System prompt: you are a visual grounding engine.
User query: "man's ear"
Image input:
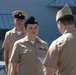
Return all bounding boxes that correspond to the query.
[58,21,62,28]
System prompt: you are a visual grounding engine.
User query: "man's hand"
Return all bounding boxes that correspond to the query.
[43,66,56,75]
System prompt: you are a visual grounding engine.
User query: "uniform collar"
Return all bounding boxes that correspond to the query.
[11,28,16,33]
[11,27,25,35]
[24,36,42,44]
[36,37,42,43]
[63,28,76,34]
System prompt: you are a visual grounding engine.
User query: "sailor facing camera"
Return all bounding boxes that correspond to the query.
[9,16,48,75]
[2,10,28,75]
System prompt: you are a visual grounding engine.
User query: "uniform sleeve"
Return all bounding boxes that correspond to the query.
[43,41,59,69]
[2,32,10,50]
[9,41,20,63]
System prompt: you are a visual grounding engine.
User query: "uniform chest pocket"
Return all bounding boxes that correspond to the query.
[37,47,47,57]
[21,49,36,60]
